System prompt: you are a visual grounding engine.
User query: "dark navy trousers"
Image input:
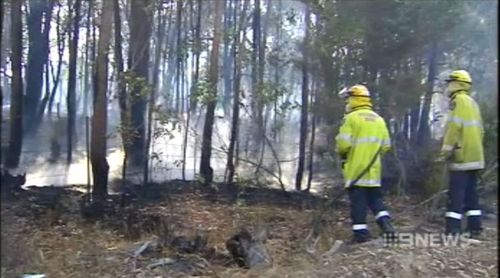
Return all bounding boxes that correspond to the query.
[445,170,482,234]
[348,186,391,236]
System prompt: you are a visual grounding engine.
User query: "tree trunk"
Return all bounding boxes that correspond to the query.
[6,0,24,168]
[25,0,52,133]
[129,0,153,167]
[295,6,310,191]
[33,0,55,126]
[417,40,439,147]
[200,0,222,185]
[175,0,182,113]
[250,0,261,156]
[191,0,202,175]
[182,0,196,180]
[164,15,177,110]
[82,0,93,117]
[67,0,82,163]
[0,0,3,166]
[254,0,271,175]
[47,6,65,119]
[190,0,202,113]
[272,0,282,141]
[113,0,130,180]
[144,5,166,185]
[306,81,317,192]
[222,0,234,116]
[226,0,249,183]
[91,0,113,201]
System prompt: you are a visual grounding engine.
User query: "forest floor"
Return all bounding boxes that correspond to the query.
[1,181,498,278]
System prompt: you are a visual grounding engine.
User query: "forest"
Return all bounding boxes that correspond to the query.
[0,0,498,277]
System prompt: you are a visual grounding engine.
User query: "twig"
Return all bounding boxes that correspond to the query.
[212,147,286,190]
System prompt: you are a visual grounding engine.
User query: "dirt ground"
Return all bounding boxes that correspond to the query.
[1,182,498,278]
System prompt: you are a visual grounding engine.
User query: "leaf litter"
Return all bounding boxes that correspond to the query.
[1,182,497,277]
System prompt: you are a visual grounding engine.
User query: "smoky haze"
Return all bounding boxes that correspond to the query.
[0,0,497,194]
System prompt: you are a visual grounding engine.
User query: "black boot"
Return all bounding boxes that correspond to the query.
[351,230,371,244]
[445,218,462,236]
[377,217,396,244]
[465,228,483,239]
[377,217,395,234]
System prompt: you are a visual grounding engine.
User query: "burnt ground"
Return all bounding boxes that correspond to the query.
[1,181,498,277]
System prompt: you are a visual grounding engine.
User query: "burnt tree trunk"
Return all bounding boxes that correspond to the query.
[254,0,271,175]
[5,0,24,168]
[67,0,82,163]
[82,0,93,117]
[199,0,222,185]
[250,0,261,156]
[0,0,3,166]
[25,0,52,132]
[295,6,310,191]
[31,0,54,133]
[306,81,317,192]
[226,0,249,183]
[182,0,196,180]
[175,0,182,113]
[222,0,234,116]
[417,40,439,147]
[129,0,153,167]
[183,0,202,178]
[113,0,130,180]
[90,0,113,201]
[144,5,166,185]
[48,3,66,118]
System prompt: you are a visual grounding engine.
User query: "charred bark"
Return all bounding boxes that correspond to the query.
[67,0,82,163]
[129,0,153,167]
[25,0,53,133]
[200,0,222,185]
[113,0,130,181]
[5,0,24,168]
[144,5,166,185]
[30,0,54,133]
[295,6,310,191]
[226,0,249,183]
[90,0,113,201]
[0,0,4,165]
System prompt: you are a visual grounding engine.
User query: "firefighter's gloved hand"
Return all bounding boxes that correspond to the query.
[436,149,452,163]
[434,156,446,163]
[435,153,450,163]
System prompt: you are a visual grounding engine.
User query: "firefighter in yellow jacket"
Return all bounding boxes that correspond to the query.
[335,85,395,243]
[440,70,484,237]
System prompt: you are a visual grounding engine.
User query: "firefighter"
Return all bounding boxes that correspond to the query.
[335,85,395,243]
[439,70,484,237]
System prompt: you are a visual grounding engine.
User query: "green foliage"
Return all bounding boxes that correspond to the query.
[258,82,288,105]
[123,71,152,102]
[190,76,217,105]
[153,106,179,141]
[479,99,498,165]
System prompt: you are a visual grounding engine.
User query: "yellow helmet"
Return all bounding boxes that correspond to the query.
[445,70,472,84]
[347,84,370,98]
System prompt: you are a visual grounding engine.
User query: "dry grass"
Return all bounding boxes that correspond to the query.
[1,185,498,278]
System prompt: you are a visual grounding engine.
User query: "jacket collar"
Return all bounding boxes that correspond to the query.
[347,105,373,114]
[450,90,468,100]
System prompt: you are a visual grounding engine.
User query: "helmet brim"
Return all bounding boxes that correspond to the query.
[445,78,472,84]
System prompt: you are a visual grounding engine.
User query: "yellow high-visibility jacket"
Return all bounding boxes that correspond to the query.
[335,107,391,188]
[441,91,485,171]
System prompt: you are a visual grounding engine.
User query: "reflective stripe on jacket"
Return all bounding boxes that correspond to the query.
[335,107,391,188]
[441,91,485,171]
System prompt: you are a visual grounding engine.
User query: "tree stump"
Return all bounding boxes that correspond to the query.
[225,228,272,269]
